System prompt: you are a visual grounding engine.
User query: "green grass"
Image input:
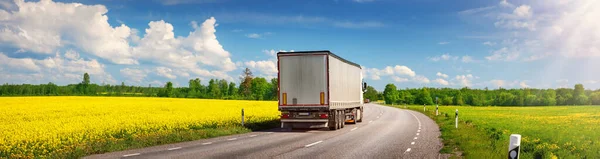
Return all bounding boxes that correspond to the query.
[387,105,600,159]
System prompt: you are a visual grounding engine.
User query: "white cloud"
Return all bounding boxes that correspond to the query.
[0,53,41,72]
[0,50,115,84]
[120,68,148,83]
[155,67,177,79]
[393,65,416,77]
[499,0,514,8]
[434,78,449,86]
[485,47,520,61]
[458,6,496,15]
[392,76,409,83]
[246,33,261,39]
[132,17,236,80]
[413,75,430,84]
[483,41,496,46]
[520,81,530,88]
[436,72,449,79]
[438,41,450,45]
[429,53,458,62]
[453,74,474,87]
[585,80,598,84]
[461,55,477,63]
[490,79,506,88]
[244,60,277,76]
[0,0,137,64]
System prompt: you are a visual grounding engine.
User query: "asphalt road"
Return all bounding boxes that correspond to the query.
[85,104,444,159]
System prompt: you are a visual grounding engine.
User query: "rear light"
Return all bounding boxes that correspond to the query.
[282,93,287,105]
[320,92,325,105]
[319,113,328,119]
[281,113,290,119]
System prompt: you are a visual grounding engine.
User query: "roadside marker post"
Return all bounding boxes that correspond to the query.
[508,134,521,159]
[423,104,426,112]
[435,97,439,116]
[241,108,245,126]
[455,109,458,129]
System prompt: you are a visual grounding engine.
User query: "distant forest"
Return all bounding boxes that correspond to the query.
[0,68,278,101]
[363,83,600,106]
[4,68,600,106]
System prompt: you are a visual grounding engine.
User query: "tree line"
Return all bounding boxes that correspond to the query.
[0,68,278,101]
[378,83,600,106]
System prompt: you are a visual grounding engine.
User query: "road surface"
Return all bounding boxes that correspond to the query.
[85,104,444,159]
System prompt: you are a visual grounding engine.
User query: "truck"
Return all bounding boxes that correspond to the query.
[277,50,367,130]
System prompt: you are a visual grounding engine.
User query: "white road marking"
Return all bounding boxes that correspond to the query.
[417,130,420,132]
[201,142,212,145]
[411,142,415,145]
[304,140,323,148]
[123,153,140,157]
[377,116,380,118]
[406,148,411,152]
[267,132,274,134]
[414,137,418,140]
[417,133,420,136]
[250,135,258,137]
[227,138,237,141]
[369,120,373,123]
[351,127,358,131]
[167,147,182,150]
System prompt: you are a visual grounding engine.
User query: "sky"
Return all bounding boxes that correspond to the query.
[0,0,599,91]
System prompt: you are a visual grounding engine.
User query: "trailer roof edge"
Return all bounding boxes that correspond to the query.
[277,50,361,69]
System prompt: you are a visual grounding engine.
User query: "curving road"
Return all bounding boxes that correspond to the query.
[85,104,444,159]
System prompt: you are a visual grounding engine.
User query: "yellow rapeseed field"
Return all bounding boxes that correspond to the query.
[0,97,279,158]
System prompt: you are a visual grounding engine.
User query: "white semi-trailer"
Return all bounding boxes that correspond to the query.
[277,50,367,130]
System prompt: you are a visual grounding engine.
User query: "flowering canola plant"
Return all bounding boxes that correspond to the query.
[0,97,279,158]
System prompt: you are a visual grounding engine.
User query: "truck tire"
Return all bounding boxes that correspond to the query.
[336,110,341,129]
[350,109,357,124]
[329,110,337,130]
[340,110,345,128]
[357,109,363,122]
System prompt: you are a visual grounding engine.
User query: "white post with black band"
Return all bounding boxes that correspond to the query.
[508,134,521,159]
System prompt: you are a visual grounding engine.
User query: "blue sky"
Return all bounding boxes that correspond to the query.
[1,0,599,91]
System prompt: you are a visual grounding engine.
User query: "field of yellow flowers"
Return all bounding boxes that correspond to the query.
[0,97,279,158]
[396,105,600,158]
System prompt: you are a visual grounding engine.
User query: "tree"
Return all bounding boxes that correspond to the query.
[383,84,398,104]
[417,87,434,105]
[454,91,464,105]
[268,78,278,100]
[442,96,453,105]
[364,86,378,101]
[573,84,589,105]
[208,79,221,98]
[496,92,515,106]
[240,68,253,98]
[228,82,238,98]
[590,92,600,105]
[219,79,229,97]
[250,77,269,100]
[83,73,90,85]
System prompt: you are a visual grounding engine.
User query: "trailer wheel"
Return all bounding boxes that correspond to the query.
[336,110,341,129]
[329,111,337,130]
[357,109,363,122]
[340,110,345,128]
[350,109,357,124]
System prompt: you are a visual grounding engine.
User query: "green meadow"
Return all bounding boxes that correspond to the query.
[390,105,600,159]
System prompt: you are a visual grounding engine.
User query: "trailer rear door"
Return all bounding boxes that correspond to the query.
[278,53,328,108]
